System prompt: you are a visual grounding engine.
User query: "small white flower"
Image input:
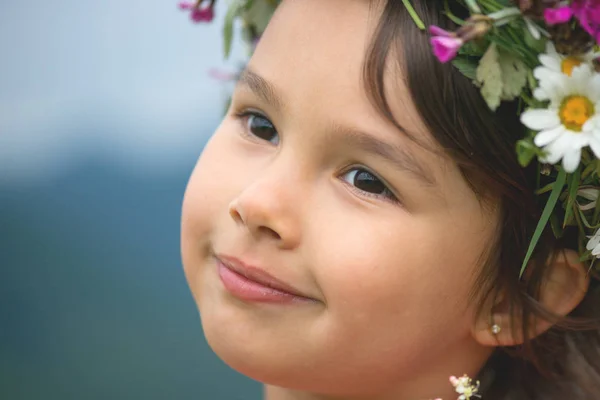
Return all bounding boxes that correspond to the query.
[450,375,480,400]
[587,229,600,257]
[520,64,600,173]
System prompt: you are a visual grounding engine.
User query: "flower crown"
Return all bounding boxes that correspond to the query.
[180,0,600,283]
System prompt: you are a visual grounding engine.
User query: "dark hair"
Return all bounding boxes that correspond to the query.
[364,1,600,398]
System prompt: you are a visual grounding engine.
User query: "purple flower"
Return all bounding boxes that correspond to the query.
[572,0,600,42]
[178,0,215,23]
[208,68,239,82]
[544,0,600,43]
[178,1,194,10]
[429,25,452,37]
[190,6,214,22]
[544,6,574,24]
[429,25,463,63]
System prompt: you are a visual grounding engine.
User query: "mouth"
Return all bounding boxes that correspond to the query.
[215,255,315,304]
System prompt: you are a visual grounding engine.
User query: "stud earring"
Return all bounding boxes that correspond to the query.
[490,324,501,335]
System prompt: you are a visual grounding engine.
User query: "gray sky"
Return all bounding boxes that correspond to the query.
[0,0,245,182]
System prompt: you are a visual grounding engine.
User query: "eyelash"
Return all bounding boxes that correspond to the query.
[232,109,400,205]
[234,109,280,145]
[340,166,400,204]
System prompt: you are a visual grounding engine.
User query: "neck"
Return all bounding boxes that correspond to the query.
[262,341,493,400]
[264,385,458,400]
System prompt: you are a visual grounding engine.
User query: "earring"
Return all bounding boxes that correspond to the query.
[490,324,501,335]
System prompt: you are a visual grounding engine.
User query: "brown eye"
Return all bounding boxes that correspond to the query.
[341,168,396,201]
[246,113,279,144]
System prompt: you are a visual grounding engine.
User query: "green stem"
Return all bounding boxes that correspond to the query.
[444,0,466,25]
[465,0,482,13]
[477,0,501,13]
[488,6,521,20]
[401,0,425,30]
[520,169,567,278]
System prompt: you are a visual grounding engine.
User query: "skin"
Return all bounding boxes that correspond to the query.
[180,0,528,399]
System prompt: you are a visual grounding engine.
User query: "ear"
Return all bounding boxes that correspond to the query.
[472,249,590,347]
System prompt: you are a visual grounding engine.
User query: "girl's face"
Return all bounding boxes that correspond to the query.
[182,0,497,397]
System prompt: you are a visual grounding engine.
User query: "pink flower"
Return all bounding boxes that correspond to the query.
[429,26,463,63]
[430,36,463,63]
[178,0,215,23]
[208,68,239,82]
[544,6,574,24]
[544,0,600,42]
[178,1,194,10]
[572,0,600,42]
[429,25,453,37]
[190,6,214,22]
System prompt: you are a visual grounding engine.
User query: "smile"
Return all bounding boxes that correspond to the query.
[215,255,316,304]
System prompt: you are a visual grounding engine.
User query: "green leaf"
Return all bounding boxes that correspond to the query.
[527,69,537,90]
[476,43,503,111]
[578,206,600,229]
[594,159,600,178]
[223,3,243,59]
[579,250,592,263]
[464,0,482,13]
[243,0,277,34]
[520,169,567,278]
[459,41,487,57]
[593,186,600,223]
[523,23,547,52]
[563,167,581,227]
[550,213,564,238]
[516,139,537,167]
[499,51,528,101]
[452,57,478,80]
[581,159,597,180]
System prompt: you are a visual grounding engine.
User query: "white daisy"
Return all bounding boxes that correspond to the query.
[587,229,600,257]
[533,42,600,101]
[520,64,600,173]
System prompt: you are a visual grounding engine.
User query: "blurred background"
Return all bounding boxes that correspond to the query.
[0,0,260,398]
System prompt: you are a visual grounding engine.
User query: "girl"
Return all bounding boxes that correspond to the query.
[180,0,600,399]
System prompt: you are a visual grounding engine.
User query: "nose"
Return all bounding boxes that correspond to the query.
[228,173,302,250]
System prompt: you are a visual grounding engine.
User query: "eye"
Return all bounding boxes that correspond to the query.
[341,167,398,202]
[237,111,279,145]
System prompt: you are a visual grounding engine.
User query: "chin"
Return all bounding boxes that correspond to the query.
[205,332,393,398]
[198,301,322,391]
[199,309,392,397]
[202,317,301,386]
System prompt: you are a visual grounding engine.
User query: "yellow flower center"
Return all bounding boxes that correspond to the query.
[560,95,595,132]
[561,57,583,76]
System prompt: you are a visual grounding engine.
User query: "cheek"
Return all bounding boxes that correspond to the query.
[181,125,241,290]
[312,211,483,348]
[182,120,249,232]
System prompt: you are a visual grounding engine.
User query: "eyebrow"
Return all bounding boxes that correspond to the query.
[237,67,284,111]
[330,124,436,186]
[237,67,436,186]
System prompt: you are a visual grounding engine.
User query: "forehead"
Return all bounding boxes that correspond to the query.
[252,0,429,139]
[251,0,375,106]
[266,0,378,59]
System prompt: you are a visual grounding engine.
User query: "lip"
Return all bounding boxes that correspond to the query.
[216,255,315,303]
